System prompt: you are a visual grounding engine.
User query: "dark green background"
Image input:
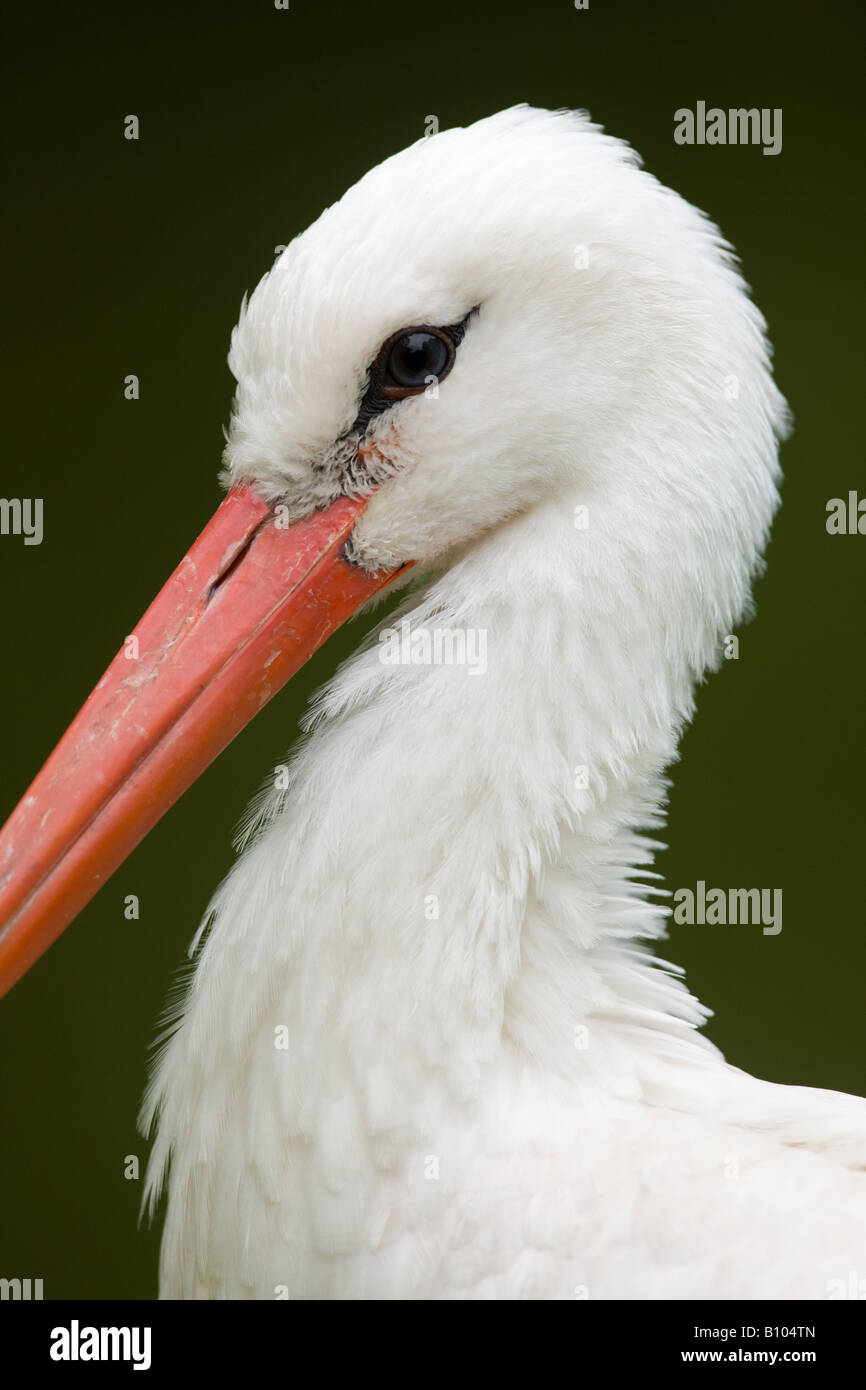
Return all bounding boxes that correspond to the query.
[1,0,862,1298]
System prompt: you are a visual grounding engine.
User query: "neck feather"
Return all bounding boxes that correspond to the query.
[192,494,725,1076]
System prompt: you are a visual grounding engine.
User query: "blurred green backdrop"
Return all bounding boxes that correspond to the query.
[0,0,862,1298]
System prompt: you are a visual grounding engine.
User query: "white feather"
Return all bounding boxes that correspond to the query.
[141,107,866,1299]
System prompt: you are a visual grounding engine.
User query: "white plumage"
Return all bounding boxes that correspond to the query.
[141,107,866,1298]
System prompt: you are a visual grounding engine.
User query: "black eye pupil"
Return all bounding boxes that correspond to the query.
[350,315,469,432]
[386,331,449,388]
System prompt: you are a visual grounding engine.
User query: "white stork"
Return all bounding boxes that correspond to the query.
[1,107,865,1300]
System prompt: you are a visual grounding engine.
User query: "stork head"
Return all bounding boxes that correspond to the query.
[0,107,788,996]
[225,105,787,578]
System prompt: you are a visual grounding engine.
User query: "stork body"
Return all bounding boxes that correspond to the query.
[3,107,859,1299]
[127,109,866,1298]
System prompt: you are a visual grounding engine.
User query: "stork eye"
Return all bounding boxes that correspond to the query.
[349,312,471,436]
[382,329,452,391]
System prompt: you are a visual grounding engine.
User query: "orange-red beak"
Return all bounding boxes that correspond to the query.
[0,484,403,999]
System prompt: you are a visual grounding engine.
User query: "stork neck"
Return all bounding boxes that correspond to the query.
[261,490,712,1085]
